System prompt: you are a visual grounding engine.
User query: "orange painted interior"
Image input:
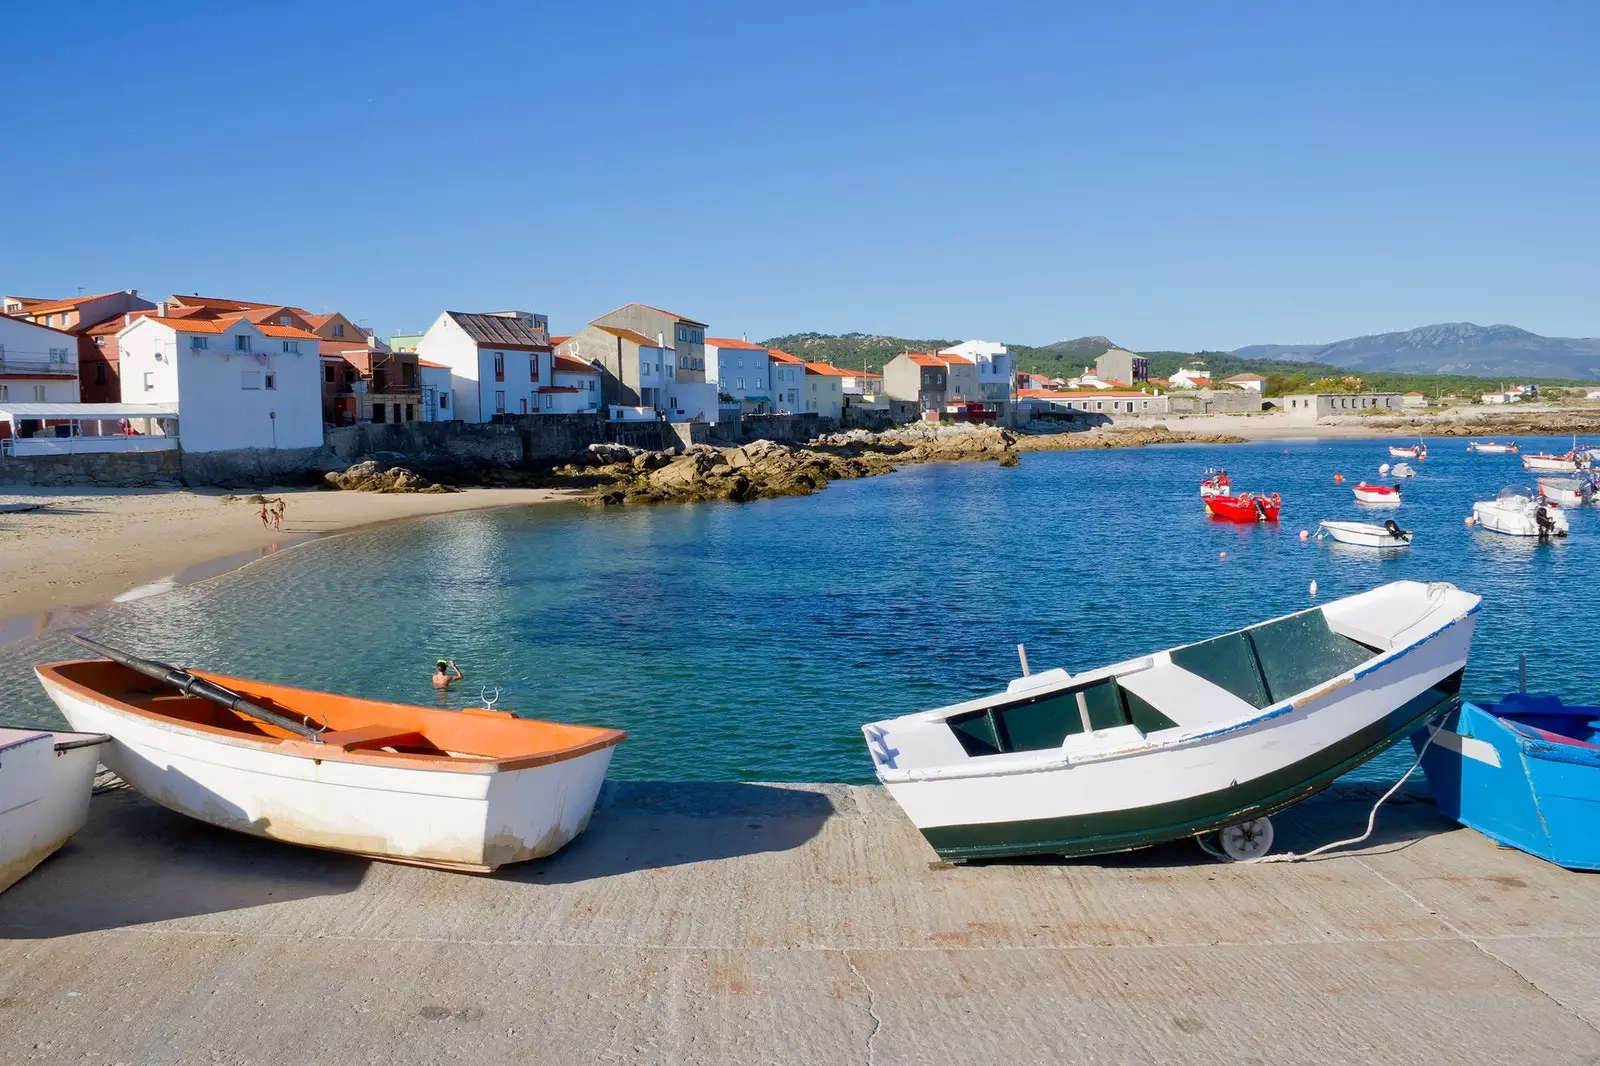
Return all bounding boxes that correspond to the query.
[37,660,624,774]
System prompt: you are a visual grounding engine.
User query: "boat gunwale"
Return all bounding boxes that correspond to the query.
[34,661,626,775]
[872,595,1479,784]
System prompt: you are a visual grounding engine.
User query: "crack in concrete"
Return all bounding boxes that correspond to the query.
[1357,858,1600,1036]
[842,949,882,1065]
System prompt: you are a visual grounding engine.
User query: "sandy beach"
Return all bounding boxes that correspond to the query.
[0,485,575,627]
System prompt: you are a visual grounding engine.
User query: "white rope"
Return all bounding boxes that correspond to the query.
[1203,713,1447,864]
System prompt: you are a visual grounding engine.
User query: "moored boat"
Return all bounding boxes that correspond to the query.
[1472,488,1568,538]
[1205,492,1281,522]
[1414,693,1600,870]
[1536,476,1593,508]
[863,581,1480,863]
[1390,462,1416,478]
[1522,451,1584,474]
[1467,441,1518,454]
[1199,468,1232,498]
[1389,442,1427,459]
[0,728,108,893]
[1316,519,1412,549]
[1352,482,1401,506]
[35,638,626,872]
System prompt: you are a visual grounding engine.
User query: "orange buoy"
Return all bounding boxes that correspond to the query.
[1464,515,1475,526]
[1219,551,1227,559]
[1333,473,1345,483]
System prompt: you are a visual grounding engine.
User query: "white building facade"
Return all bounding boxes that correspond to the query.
[548,354,602,413]
[706,339,773,412]
[415,310,552,422]
[116,316,322,452]
[418,360,455,421]
[940,340,1016,408]
[767,350,805,413]
[0,314,80,405]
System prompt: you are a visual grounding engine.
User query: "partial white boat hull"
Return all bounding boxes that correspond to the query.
[1468,443,1515,454]
[0,728,107,892]
[36,680,616,871]
[1473,496,1569,537]
[1353,486,1401,506]
[864,582,1479,861]
[1318,521,1412,549]
[1523,455,1580,473]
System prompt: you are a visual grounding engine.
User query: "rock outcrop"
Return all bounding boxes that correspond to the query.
[323,459,454,493]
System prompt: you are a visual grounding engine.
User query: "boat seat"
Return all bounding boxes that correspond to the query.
[1116,660,1259,732]
[313,725,428,751]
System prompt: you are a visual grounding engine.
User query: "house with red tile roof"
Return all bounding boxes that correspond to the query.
[882,353,950,417]
[415,309,553,421]
[803,361,851,420]
[116,313,324,453]
[3,290,158,402]
[705,337,772,413]
[765,349,806,414]
[551,353,602,413]
[0,314,82,414]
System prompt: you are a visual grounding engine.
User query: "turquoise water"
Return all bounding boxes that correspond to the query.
[2,433,1597,785]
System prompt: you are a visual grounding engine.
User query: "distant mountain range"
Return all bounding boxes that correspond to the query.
[1234,323,1600,380]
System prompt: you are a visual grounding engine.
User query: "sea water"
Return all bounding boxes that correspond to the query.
[1,434,1595,785]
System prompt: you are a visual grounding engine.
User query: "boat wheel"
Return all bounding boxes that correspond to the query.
[1216,817,1275,861]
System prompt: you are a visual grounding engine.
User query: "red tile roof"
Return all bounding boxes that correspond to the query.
[548,335,571,346]
[904,353,945,367]
[132,316,319,340]
[706,337,765,350]
[418,359,450,369]
[1021,389,1150,399]
[553,354,599,374]
[766,348,804,364]
[255,323,320,340]
[939,353,974,365]
[11,290,134,316]
[803,362,851,376]
[1225,373,1265,382]
[0,313,79,338]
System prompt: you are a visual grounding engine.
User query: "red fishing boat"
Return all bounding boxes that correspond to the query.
[1199,469,1232,498]
[1205,492,1281,522]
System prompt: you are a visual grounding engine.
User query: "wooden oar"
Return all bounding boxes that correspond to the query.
[70,634,323,742]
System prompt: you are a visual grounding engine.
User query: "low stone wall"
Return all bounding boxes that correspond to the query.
[0,448,183,487]
[741,413,820,442]
[1169,390,1264,415]
[178,444,330,487]
[327,422,523,467]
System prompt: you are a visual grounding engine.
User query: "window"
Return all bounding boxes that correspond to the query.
[372,403,386,423]
[235,335,251,352]
[280,316,291,325]
[143,372,153,391]
[282,341,298,354]
[241,371,261,390]
[332,324,345,338]
[0,385,6,401]
[1096,401,1104,410]
[530,357,539,382]
[190,336,208,350]
[33,385,46,401]
[393,404,402,422]
[587,380,595,391]
[438,393,449,410]
[265,373,277,390]
[756,377,764,389]
[95,364,106,384]
[542,394,553,410]
[520,397,528,415]
[936,373,944,385]
[677,326,687,341]
[493,352,505,381]
[680,356,688,369]
[405,404,414,421]
[48,347,68,363]
[736,378,744,390]
[494,390,506,413]
[325,365,336,383]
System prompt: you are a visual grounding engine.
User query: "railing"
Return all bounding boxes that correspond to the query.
[0,356,76,376]
[3,435,177,457]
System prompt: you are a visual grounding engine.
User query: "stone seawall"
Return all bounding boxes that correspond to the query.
[0,449,182,487]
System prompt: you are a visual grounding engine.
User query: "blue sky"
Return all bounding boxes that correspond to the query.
[4,1,1596,351]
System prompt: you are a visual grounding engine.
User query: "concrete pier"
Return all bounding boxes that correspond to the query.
[1,781,1597,1064]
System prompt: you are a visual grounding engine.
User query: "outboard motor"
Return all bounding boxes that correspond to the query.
[1535,501,1556,538]
[1383,519,1404,539]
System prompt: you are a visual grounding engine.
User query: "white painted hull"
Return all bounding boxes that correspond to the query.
[876,589,1472,838]
[1537,485,1585,508]
[1388,447,1421,458]
[1468,443,1514,454]
[0,729,106,892]
[1473,497,1569,537]
[1319,521,1412,549]
[1523,456,1579,473]
[1353,487,1401,506]
[37,679,616,871]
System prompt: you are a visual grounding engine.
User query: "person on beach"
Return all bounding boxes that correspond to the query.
[432,659,463,688]
[271,501,283,530]
[259,503,270,528]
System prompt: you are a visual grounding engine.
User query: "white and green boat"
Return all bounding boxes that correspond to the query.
[863,581,1480,862]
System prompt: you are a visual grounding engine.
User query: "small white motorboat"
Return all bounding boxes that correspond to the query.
[1389,442,1427,459]
[1473,488,1568,538]
[36,638,625,872]
[1353,482,1401,505]
[1317,519,1413,549]
[1199,468,1231,498]
[1467,441,1518,454]
[0,728,109,893]
[1536,476,1594,508]
[862,581,1480,862]
[1390,462,1416,478]
[1522,452,1584,473]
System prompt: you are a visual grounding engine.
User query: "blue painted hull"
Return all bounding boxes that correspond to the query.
[1413,695,1600,871]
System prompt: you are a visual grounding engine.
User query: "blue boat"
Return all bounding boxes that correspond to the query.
[1414,694,1600,870]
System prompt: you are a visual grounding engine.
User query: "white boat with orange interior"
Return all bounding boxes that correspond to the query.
[35,638,625,873]
[0,728,108,893]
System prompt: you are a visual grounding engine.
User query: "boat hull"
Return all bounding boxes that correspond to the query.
[1415,699,1600,870]
[1205,495,1280,522]
[1468,443,1515,454]
[36,677,616,872]
[1522,455,1579,473]
[0,730,106,893]
[1472,498,1568,537]
[881,612,1475,862]
[1388,447,1420,458]
[1319,521,1411,549]
[1353,486,1401,506]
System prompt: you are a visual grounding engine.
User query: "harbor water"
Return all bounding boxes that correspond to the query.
[1,434,1595,785]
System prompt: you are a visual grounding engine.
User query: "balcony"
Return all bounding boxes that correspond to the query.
[0,355,76,377]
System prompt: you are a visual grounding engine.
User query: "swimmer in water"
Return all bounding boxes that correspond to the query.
[432,659,463,688]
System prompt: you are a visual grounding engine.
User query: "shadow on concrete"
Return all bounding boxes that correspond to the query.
[505,781,839,885]
[0,789,367,939]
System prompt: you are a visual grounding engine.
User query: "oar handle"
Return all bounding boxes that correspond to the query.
[70,634,322,742]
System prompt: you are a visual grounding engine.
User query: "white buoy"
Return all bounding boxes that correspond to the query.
[1309,579,1318,600]
[1379,463,1390,475]
[1298,529,1310,541]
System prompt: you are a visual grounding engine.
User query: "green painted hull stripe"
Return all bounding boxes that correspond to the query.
[921,670,1463,861]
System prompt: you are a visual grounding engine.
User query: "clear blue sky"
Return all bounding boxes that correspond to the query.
[4,1,1596,351]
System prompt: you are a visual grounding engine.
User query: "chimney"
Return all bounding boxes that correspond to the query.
[657,332,664,348]
[159,300,170,316]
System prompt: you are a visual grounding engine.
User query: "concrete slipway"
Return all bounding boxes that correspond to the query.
[1,781,1597,1065]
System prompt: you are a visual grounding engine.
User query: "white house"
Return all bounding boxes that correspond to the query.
[418,360,455,421]
[1481,391,1520,405]
[1224,373,1265,392]
[767,349,806,413]
[1403,391,1428,408]
[116,315,321,452]
[1066,367,1116,390]
[415,310,552,422]
[1169,366,1211,389]
[804,362,849,419]
[0,314,80,406]
[548,354,602,413]
[939,340,1015,408]
[706,338,773,413]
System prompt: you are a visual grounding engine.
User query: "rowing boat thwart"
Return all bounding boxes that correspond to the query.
[35,655,625,872]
